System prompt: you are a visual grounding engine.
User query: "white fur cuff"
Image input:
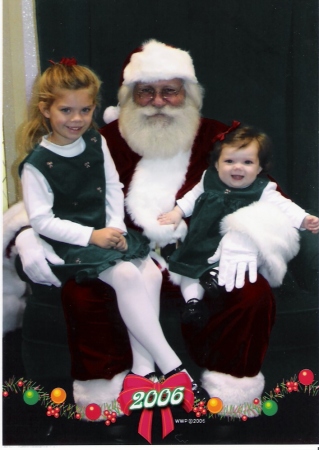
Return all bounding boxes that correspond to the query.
[73,372,128,420]
[220,201,300,287]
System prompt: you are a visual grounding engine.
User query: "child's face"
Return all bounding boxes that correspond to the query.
[39,88,96,146]
[215,140,262,189]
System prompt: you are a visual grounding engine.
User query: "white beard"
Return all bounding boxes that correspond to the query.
[120,98,200,247]
[118,97,200,159]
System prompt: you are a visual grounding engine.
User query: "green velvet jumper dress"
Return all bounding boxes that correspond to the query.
[19,129,150,285]
[168,167,268,279]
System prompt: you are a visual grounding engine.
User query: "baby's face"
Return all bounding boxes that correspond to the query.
[215,140,262,189]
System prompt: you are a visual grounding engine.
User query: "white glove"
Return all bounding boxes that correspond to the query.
[15,228,64,287]
[207,231,258,292]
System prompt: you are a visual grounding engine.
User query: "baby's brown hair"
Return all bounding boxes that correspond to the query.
[210,123,273,173]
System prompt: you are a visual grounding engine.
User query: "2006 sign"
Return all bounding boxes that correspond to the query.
[130,387,185,410]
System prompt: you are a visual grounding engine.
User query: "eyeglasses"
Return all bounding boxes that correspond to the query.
[135,85,184,101]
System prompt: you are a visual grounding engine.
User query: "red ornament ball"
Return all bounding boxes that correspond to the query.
[298,369,314,386]
[85,403,102,421]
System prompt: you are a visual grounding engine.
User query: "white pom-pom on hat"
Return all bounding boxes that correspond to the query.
[103,105,120,124]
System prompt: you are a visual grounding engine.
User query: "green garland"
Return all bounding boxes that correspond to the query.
[3,372,318,424]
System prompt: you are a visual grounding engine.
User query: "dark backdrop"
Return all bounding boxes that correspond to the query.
[35,0,318,211]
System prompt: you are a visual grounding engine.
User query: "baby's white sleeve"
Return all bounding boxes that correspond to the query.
[260,182,308,229]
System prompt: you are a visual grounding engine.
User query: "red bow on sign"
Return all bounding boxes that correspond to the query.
[212,120,241,144]
[118,373,194,444]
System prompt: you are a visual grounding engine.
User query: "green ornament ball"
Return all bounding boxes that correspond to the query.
[262,399,278,416]
[23,389,40,405]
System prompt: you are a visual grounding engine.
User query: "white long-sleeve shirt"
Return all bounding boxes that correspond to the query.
[177,170,308,229]
[21,134,127,247]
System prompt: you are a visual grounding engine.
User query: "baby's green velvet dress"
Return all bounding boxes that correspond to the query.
[19,129,150,285]
[168,167,268,278]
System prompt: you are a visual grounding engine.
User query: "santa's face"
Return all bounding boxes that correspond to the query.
[118,80,200,159]
[133,78,185,110]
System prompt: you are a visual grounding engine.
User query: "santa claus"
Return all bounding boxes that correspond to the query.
[3,39,299,418]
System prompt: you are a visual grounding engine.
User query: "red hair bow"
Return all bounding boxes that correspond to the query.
[212,120,241,144]
[49,57,78,66]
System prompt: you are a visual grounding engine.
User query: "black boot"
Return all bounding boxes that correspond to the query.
[199,268,222,298]
[181,298,205,324]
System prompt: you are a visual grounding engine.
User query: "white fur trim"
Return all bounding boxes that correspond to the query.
[149,250,168,271]
[201,370,264,418]
[220,201,300,287]
[168,271,182,286]
[3,201,30,250]
[125,151,191,247]
[103,105,120,124]
[123,39,198,85]
[2,202,29,334]
[73,371,128,420]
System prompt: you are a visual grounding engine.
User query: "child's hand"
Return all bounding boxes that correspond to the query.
[89,227,127,249]
[301,215,319,234]
[158,206,183,229]
[114,233,128,251]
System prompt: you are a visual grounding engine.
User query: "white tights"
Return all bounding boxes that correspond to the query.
[180,276,205,303]
[99,257,182,377]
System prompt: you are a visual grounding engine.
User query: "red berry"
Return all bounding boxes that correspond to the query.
[54,412,59,418]
[287,387,293,393]
[253,398,260,404]
[195,412,201,418]
[105,420,111,426]
[17,381,24,387]
[198,406,203,411]
[104,410,109,416]
[193,407,198,413]
[47,406,53,411]
[199,401,205,407]
[3,391,9,397]
[293,386,299,392]
[46,410,52,416]
[55,407,60,412]
[286,381,292,387]
[111,411,117,418]
[111,417,116,423]
[274,387,280,394]
[242,415,248,422]
[201,408,207,415]
[75,413,81,420]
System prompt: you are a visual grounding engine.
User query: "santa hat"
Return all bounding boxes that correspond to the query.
[103,39,198,124]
